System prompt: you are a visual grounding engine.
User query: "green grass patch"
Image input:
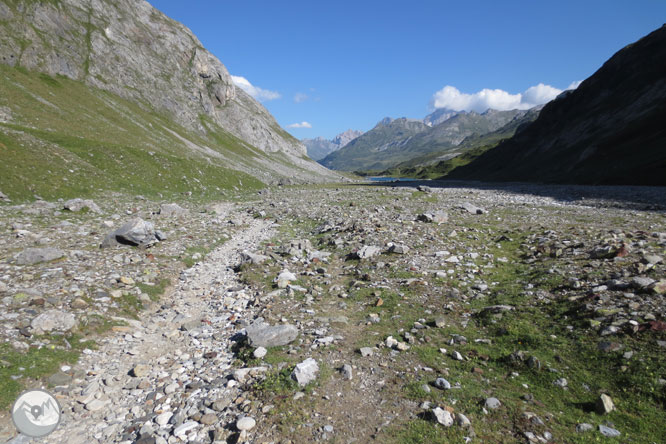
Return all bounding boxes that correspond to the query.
[137,278,171,302]
[0,333,93,410]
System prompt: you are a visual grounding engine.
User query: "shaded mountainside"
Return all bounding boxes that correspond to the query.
[303,129,363,161]
[320,110,528,172]
[0,0,338,201]
[449,25,666,186]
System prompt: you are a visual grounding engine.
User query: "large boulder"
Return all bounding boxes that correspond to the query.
[101,218,164,248]
[16,248,65,265]
[245,321,298,347]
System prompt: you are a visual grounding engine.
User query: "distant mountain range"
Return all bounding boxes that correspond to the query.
[303,129,363,161]
[319,109,532,171]
[448,24,666,185]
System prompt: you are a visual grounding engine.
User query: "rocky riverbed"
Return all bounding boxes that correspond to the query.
[0,182,665,443]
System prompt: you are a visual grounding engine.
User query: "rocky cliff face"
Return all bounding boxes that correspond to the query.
[449,25,666,185]
[0,0,305,157]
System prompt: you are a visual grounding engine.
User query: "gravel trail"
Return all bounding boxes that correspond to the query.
[38,204,275,444]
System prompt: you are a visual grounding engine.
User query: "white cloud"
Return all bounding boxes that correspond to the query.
[294,92,308,103]
[431,81,582,112]
[231,75,281,101]
[287,121,312,129]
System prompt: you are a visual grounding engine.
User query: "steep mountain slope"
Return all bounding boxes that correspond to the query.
[449,25,666,185]
[395,109,527,159]
[319,118,428,171]
[303,129,363,161]
[320,110,527,172]
[423,108,460,126]
[0,0,337,201]
[380,107,541,178]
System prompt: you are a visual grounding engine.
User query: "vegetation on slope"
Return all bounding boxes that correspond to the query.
[0,64,267,202]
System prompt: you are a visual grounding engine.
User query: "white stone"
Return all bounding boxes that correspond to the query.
[236,416,256,431]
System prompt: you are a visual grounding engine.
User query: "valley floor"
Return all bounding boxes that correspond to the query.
[1,181,665,444]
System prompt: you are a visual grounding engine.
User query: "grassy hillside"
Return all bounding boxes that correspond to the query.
[0,64,272,202]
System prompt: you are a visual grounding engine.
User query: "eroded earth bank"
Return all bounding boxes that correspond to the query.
[1,182,665,444]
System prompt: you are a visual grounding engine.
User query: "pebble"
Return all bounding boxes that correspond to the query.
[253,346,267,359]
[236,416,256,431]
[173,421,198,437]
[432,407,454,426]
[598,425,621,437]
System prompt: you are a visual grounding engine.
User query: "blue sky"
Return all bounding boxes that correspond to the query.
[149,0,666,139]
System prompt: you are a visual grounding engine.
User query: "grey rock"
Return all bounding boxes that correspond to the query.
[355,245,382,259]
[31,310,76,332]
[598,425,621,437]
[389,244,409,254]
[199,413,217,425]
[341,364,353,380]
[359,347,374,357]
[456,413,471,428]
[246,321,298,347]
[101,218,162,248]
[434,377,451,390]
[16,248,65,265]
[553,378,568,388]
[158,203,187,217]
[485,397,501,409]
[131,364,151,378]
[576,423,593,433]
[432,407,454,426]
[631,276,655,290]
[173,421,198,437]
[418,211,448,224]
[596,394,615,414]
[643,254,663,265]
[85,398,107,411]
[461,202,485,214]
[63,198,101,213]
[236,416,256,431]
[291,358,319,386]
[155,412,173,426]
[253,346,267,359]
[482,305,514,314]
[241,251,270,265]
